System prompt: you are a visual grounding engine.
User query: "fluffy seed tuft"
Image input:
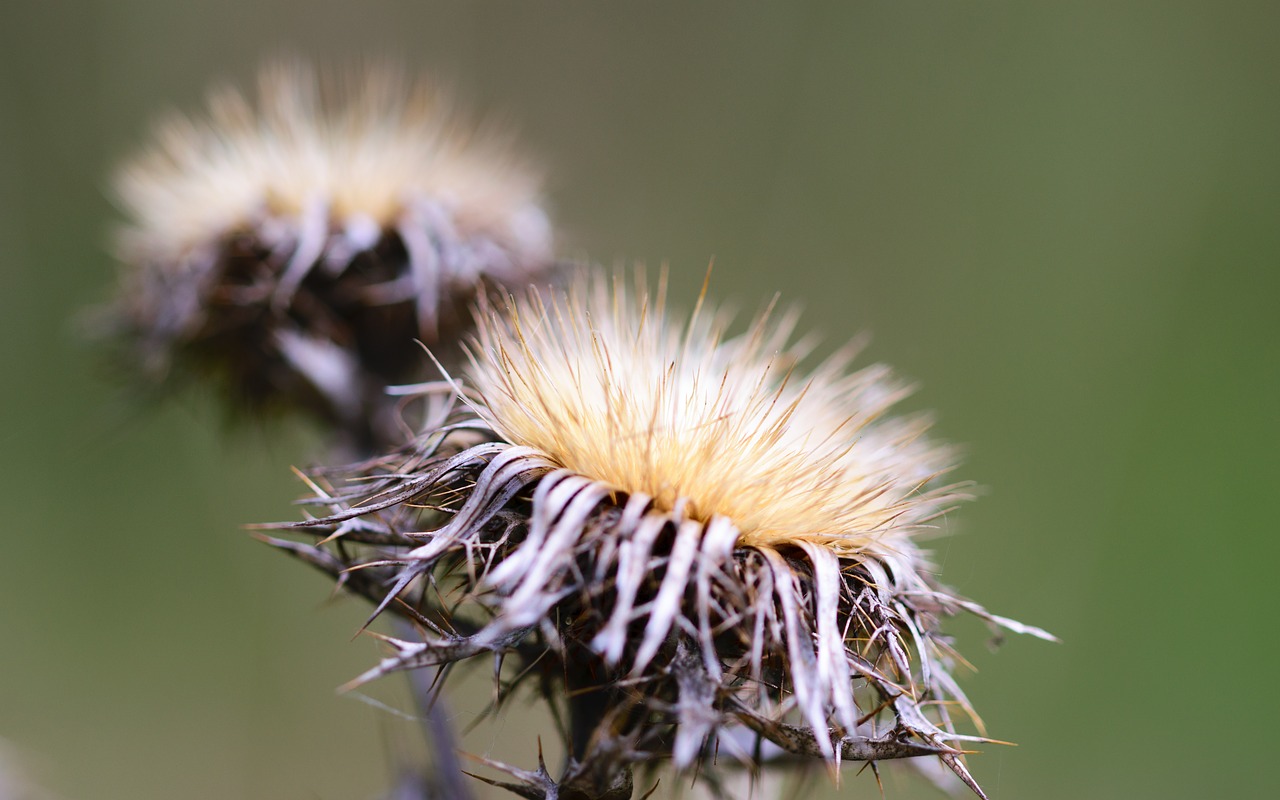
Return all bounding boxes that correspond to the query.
[467,271,958,556]
[115,61,549,274]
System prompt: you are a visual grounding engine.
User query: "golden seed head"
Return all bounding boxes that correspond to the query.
[466,271,961,556]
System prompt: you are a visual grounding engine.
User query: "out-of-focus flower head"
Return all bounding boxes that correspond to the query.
[262,270,1052,798]
[104,61,555,447]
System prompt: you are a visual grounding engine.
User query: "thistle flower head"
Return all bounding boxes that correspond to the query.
[104,61,555,446]
[265,271,1052,798]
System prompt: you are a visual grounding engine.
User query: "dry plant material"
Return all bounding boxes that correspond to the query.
[103,61,555,447]
[262,271,1052,799]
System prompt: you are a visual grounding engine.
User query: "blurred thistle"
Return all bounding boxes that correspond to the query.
[0,739,55,800]
[261,270,1053,799]
[100,61,555,449]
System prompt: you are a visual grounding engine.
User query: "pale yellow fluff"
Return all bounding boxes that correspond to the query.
[114,62,549,263]
[465,273,961,556]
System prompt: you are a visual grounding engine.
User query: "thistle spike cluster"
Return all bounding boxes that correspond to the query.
[105,62,555,448]
[262,272,1053,798]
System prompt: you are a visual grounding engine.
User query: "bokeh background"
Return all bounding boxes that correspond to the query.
[2,2,1278,798]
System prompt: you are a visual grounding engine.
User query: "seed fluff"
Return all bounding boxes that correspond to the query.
[262,270,1052,799]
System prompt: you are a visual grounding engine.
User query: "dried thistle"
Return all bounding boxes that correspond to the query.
[262,271,1051,799]
[103,61,555,448]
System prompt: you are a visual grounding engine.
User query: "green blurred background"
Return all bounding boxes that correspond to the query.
[2,2,1277,798]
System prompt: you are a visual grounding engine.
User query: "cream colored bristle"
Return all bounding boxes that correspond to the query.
[466,272,960,556]
[114,61,550,267]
